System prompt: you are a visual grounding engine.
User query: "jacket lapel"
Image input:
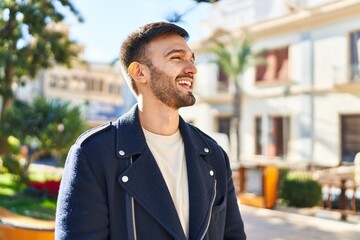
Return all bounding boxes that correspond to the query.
[180,120,217,240]
[118,148,187,240]
[116,105,186,240]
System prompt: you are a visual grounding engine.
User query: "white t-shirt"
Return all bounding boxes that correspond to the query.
[142,128,189,238]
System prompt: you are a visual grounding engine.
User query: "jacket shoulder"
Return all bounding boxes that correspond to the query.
[187,123,219,147]
[76,122,114,146]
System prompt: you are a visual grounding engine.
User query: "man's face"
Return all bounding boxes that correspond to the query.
[145,34,197,109]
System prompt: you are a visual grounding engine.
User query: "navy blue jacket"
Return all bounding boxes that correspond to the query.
[55,105,246,240]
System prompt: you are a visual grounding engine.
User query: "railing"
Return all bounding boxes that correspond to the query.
[350,64,360,83]
[319,178,360,220]
[333,64,360,85]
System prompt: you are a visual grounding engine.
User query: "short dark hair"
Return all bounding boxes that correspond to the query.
[120,22,189,95]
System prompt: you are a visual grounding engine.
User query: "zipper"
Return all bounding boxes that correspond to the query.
[200,179,217,240]
[130,157,137,240]
[131,196,137,240]
[126,157,137,240]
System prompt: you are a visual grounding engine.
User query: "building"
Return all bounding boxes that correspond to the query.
[15,62,126,126]
[186,0,360,168]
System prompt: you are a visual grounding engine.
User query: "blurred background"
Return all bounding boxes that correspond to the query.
[0,0,360,239]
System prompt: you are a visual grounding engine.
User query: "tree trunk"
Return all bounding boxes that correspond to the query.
[21,149,45,182]
[0,63,14,154]
[0,8,16,154]
[232,82,242,162]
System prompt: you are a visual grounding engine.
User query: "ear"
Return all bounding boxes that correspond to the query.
[128,62,148,83]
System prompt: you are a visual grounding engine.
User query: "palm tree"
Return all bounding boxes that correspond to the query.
[208,32,262,162]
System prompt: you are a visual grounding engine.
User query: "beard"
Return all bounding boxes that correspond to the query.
[148,65,196,109]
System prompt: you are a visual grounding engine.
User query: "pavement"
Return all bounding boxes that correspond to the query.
[240,205,360,240]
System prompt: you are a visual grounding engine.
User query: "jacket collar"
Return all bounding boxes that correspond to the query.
[115,104,212,159]
[115,104,147,158]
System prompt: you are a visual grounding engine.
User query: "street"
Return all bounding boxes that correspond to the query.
[240,205,360,240]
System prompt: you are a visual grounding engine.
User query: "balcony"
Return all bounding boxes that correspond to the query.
[334,64,360,92]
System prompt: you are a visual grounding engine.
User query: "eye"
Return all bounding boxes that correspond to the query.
[171,55,182,60]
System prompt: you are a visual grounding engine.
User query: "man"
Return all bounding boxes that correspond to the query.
[56,22,246,240]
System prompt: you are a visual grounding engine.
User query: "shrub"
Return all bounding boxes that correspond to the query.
[1,155,22,177]
[279,171,322,208]
[277,167,290,196]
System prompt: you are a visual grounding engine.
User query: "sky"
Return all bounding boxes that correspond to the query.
[66,0,213,63]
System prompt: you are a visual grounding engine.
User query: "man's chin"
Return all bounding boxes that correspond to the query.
[181,96,196,108]
[164,94,196,109]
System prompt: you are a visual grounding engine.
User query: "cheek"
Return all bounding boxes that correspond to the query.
[153,61,183,79]
[168,66,183,78]
[162,67,179,79]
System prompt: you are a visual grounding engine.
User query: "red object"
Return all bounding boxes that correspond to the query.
[27,180,61,197]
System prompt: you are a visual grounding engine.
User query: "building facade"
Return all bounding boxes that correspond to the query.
[185,0,360,167]
[15,62,126,126]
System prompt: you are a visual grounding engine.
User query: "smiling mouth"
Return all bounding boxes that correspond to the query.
[177,80,192,88]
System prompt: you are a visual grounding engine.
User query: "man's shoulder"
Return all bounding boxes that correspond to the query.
[76,122,114,147]
[186,123,219,148]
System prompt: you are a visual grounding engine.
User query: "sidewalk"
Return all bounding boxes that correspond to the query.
[240,205,360,240]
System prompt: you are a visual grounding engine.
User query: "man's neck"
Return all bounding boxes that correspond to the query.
[138,100,180,136]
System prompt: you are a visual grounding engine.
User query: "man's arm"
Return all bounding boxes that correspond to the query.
[55,145,109,240]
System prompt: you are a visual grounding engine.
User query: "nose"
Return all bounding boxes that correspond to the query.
[184,60,197,75]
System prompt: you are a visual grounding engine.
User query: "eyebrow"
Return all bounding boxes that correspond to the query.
[165,49,195,61]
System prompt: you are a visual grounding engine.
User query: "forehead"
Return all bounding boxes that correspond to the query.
[146,34,193,57]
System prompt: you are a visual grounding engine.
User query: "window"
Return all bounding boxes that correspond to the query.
[255,117,262,155]
[49,75,58,88]
[341,114,360,163]
[245,168,262,195]
[218,67,230,93]
[218,116,231,139]
[60,77,68,89]
[268,116,290,158]
[350,30,360,82]
[256,46,289,83]
[85,77,93,91]
[98,80,104,92]
[70,75,86,91]
[108,83,122,95]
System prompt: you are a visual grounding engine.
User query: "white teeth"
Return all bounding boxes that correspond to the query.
[178,80,192,87]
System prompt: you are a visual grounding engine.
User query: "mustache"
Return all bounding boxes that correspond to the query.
[176,74,193,80]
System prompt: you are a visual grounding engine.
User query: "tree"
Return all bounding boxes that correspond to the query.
[0,0,83,128]
[2,96,87,180]
[208,33,262,161]
[167,0,220,23]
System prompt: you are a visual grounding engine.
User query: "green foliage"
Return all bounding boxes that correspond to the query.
[0,173,25,195]
[7,135,21,154]
[0,0,83,124]
[2,96,87,157]
[279,171,322,208]
[208,33,261,88]
[0,96,86,182]
[1,154,22,177]
[0,173,57,220]
[277,167,290,194]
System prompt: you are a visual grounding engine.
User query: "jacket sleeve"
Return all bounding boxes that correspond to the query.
[223,150,247,240]
[55,144,109,240]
